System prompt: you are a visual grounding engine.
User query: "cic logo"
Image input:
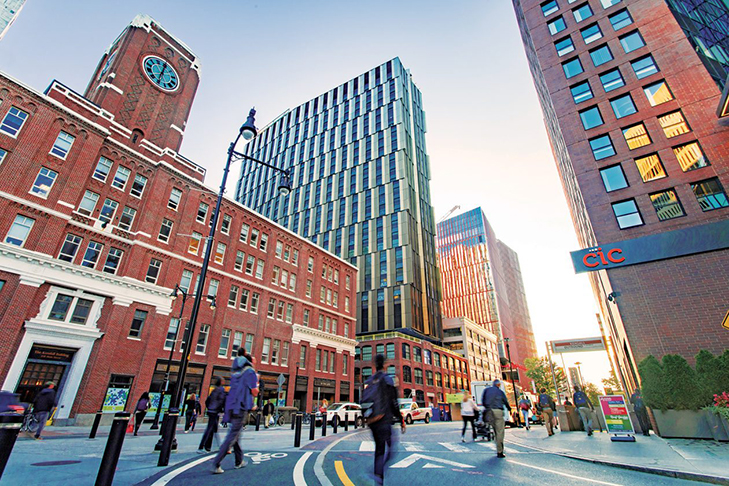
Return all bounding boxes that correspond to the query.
[582,247,625,268]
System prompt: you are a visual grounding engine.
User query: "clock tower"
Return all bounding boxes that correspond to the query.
[84,14,200,153]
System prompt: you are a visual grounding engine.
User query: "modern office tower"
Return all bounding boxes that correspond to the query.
[436,208,538,389]
[236,58,443,339]
[513,0,729,391]
[0,0,25,41]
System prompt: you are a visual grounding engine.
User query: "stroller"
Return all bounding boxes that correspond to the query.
[474,408,495,441]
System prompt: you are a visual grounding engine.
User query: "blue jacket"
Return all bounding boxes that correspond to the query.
[205,386,227,414]
[223,366,257,422]
[482,385,511,411]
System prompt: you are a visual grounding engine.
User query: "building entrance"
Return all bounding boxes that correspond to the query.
[15,344,76,404]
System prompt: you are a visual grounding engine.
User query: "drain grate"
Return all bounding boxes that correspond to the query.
[31,460,81,466]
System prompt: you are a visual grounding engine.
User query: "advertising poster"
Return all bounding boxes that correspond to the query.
[598,395,635,434]
[148,393,171,414]
[102,387,129,413]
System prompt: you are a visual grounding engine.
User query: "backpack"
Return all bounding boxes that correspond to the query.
[361,372,389,425]
[574,391,589,407]
[539,394,550,408]
[519,400,530,411]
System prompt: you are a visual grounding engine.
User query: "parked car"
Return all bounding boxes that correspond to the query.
[325,402,363,427]
[399,401,431,424]
[0,391,25,416]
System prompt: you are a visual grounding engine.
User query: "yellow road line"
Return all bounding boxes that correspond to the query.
[334,460,355,486]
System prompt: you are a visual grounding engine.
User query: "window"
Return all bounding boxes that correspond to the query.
[658,111,691,138]
[5,215,34,246]
[118,206,136,231]
[232,332,243,354]
[631,55,659,79]
[385,343,395,360]
[289,273,297,292]
[555,37,575,56]
[250,293,260,313]
[277,300,285,321]
[424,350,432,365]
[240,289,249,311]
[245,255,255,275]
[188,232,202,255]
[650,189,685,220]
[643,80,673,107]
[79,191,100,216]
[250,228,259,247]
[240,223,250,243]
[208,279,219,298]
[282,342,290,366]
[267,298,276,319]
[342,353,347,375]
[562,57,584,78]
[129,309,148,338]
[635,154,666,182]
[609,9,632,30]
[221,214,232,235]
[271,340,280,365]
[292,249,299,266]
[542,0,559,16]
[98,198,118,224]
[93,157,113,182]
[307,256,314,272]
[228,285,239,307]
[590,44,613,67]
[346,274,350,289]
[180,270,193,293]
[196,324,210,354]
[691,178,729,211]
[402,343,411,360]
[168,188,182,210]
[622,123,651,149]
[259,233,268,251]
[164,318,180,349]
[255,259,264,279]
[48,294,92,324]
[573,3,593,22]
[219,329,231,357]
[581,23,603,44]
[214,242,226,264]
[272,266,281,286]
[158,219,173,243]
[286,303,293,323]
[245,334,254,353]
[579,106,604,129]
[81,241,103,268]
[600,68,625,92]
[610,94,637,118]
[112,165,131,190]
[275,241,283,258]
[402,366,412,383]
[196,202,209,224]
[362,345,372,361]
[589,134,616,160]
[0,107,28,137]
[234,250,245,271]
[600,164,629,192]
[619,30,645,53]
[146,259,162,284]
[127,175,147,200]
[299,346,307,369]
[262,338,271,363]
[50,131,75,159]
[0,148,6,164]
[30,167,58,198]
[612,199,643,228]
[673,142,709,172]
[414,347,422,363]
[58,234,82,262]
[548,16,567,35]
[600,0,622,7]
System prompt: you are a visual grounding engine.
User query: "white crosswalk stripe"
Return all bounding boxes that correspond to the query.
[402,442,426,451]
[438,442,470,452]
[359,441,375,451]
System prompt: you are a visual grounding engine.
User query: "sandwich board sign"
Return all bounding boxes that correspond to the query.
[598,395,635,442]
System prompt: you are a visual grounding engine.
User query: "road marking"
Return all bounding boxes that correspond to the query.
[403,442,425,451]
[359,441,375,451]
[423,463,444,468]
[439,442,470,452]
[507,459,622,485]
[335,460,355,486]
[293,451,311,486]
[244,452,288,463]
[150,455,213,486]
[391,453,475,469]
[314,431,354,486]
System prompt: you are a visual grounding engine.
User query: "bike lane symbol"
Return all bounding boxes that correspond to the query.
[244,452,288,464]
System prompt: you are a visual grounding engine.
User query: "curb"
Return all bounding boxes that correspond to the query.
[505,438,729,485]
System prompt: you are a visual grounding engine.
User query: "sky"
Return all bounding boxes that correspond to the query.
[0,0,612,389]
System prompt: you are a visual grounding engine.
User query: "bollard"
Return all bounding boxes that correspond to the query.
[354,414,358,429]
[344,412,349,432]
[89,410,103,439]
[158,412,168,436]
[95,412,130,486]
[0,414,23,480]
[309,413,316,440]
[157,408,179,467]
[321,414,327,437]
[332,415,338,434]
[255,412,261,431]
[294,414,302,448]
[291,413,296,430]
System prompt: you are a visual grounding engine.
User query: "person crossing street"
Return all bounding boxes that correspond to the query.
[481,379,511,458]
[198,376,226,453]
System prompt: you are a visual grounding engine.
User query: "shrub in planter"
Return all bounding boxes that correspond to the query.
[662,354,705,410]
[638,355,669,410]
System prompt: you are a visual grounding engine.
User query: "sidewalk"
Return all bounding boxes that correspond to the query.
[3,424,302,486]
[505,425,729,484]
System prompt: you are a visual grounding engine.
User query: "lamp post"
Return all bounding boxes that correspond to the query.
[503,337,520,427]
[158,108,291,466]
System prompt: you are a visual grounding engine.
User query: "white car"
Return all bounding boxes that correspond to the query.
[399,401,431,424]
[325,402,363,427]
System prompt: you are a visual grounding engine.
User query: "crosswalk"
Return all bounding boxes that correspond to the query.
[356,440,528,454]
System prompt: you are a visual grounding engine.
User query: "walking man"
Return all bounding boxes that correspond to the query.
[212,354,259,474]
[630,388,650,436]
[32,382,57,440]
[263,400,274,428]
[537,388,556,436]
[198,376,226,453]
[573,386,594,436]
[481,379,511,458]
[363,354,405,486]
[133,392,150,436]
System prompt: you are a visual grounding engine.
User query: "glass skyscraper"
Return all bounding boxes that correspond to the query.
[235,58,442,338]
[0,0,25,41]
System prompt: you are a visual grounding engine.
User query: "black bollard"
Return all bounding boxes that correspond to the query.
[95,412,130,486]
[255,412,261,431]
[332,415,338,434]
[291,412,296,430]
[321,415,327,437]
[158,412,168,436]
[309,413,316,440]
[354,413,358,429]
[294,414,302,448]
[0,414,23,480]
[89,410,103,439]
[344,412,349,432]
[157,408,179,467]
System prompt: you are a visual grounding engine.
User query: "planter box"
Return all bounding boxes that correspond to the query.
[706,412,729,442]
[652,409,712,439]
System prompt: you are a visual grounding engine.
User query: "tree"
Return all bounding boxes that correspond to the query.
[662,354,704,410]
[638,355,668,410]
[525,357,568,397]
[583,382,601,407]
[601,370,622,394]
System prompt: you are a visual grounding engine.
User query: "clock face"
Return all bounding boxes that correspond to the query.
[142,56,179,92]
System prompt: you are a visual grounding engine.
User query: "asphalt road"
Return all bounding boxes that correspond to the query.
[157,422,703,486]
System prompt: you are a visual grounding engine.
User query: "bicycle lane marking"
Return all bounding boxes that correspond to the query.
[294,451,312,486]
[505,459,622,486]
[150,456,213,486]
[314,430,362,486]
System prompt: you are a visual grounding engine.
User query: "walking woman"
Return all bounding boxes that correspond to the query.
[518,394,532,430]
[184,393,201,433]
[134,392,150,436]
[460,393,478,442]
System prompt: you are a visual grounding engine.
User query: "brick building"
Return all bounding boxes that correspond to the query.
[0,14,356,424]
[442,316,501,383]
[512,0,729,390]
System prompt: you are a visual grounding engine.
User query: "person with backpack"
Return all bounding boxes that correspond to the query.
[573,386,594,436]
[537,388,556,436]
[518,394,532,430]
[198,376,226,453]
[481,379,511,458]
[133,392,150,436]
[362,354,405,486]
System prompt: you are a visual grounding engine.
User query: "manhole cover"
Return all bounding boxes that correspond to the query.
[31,460,81,466]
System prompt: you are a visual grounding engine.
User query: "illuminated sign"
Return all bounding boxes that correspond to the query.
[551,337,605,354]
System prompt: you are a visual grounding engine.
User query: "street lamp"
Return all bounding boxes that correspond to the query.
[158,108,292,466]
[503,337,520,427]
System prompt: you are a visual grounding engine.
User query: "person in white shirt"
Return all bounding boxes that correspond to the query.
[460,393,478,442]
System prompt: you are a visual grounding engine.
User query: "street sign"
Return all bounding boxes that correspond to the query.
[598,395,635,437]
[722,310,729,331]
[277,373,286,387]
[551,337,605,354]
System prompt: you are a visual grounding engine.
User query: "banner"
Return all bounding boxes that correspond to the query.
[446,393,463,404]
[598,395,634,435]
[102,387,129,413]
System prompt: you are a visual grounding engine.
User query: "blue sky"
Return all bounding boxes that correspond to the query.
[0,0,611,387]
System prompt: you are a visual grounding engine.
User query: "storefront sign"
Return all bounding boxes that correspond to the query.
[29,345,76,363]
[571,220,729,273]
[102,387,129,413]
[551,337,605,354]
[446,393,463,404]
[598,395,634,435]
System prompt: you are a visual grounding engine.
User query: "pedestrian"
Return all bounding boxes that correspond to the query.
[198,376,227,453]
[32,382,57,440]
[184,393,201,433]
[481,379,511,458]
[362,354,405,486]
[537,388,556,436]
[630,388,650,436]
[460,392,478,442]
[564,397,573,406]
[263,400,274,428]
[573,386,594,436]
[133,392,150,436]
[518,394,532,430]
[212,353,259,474]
